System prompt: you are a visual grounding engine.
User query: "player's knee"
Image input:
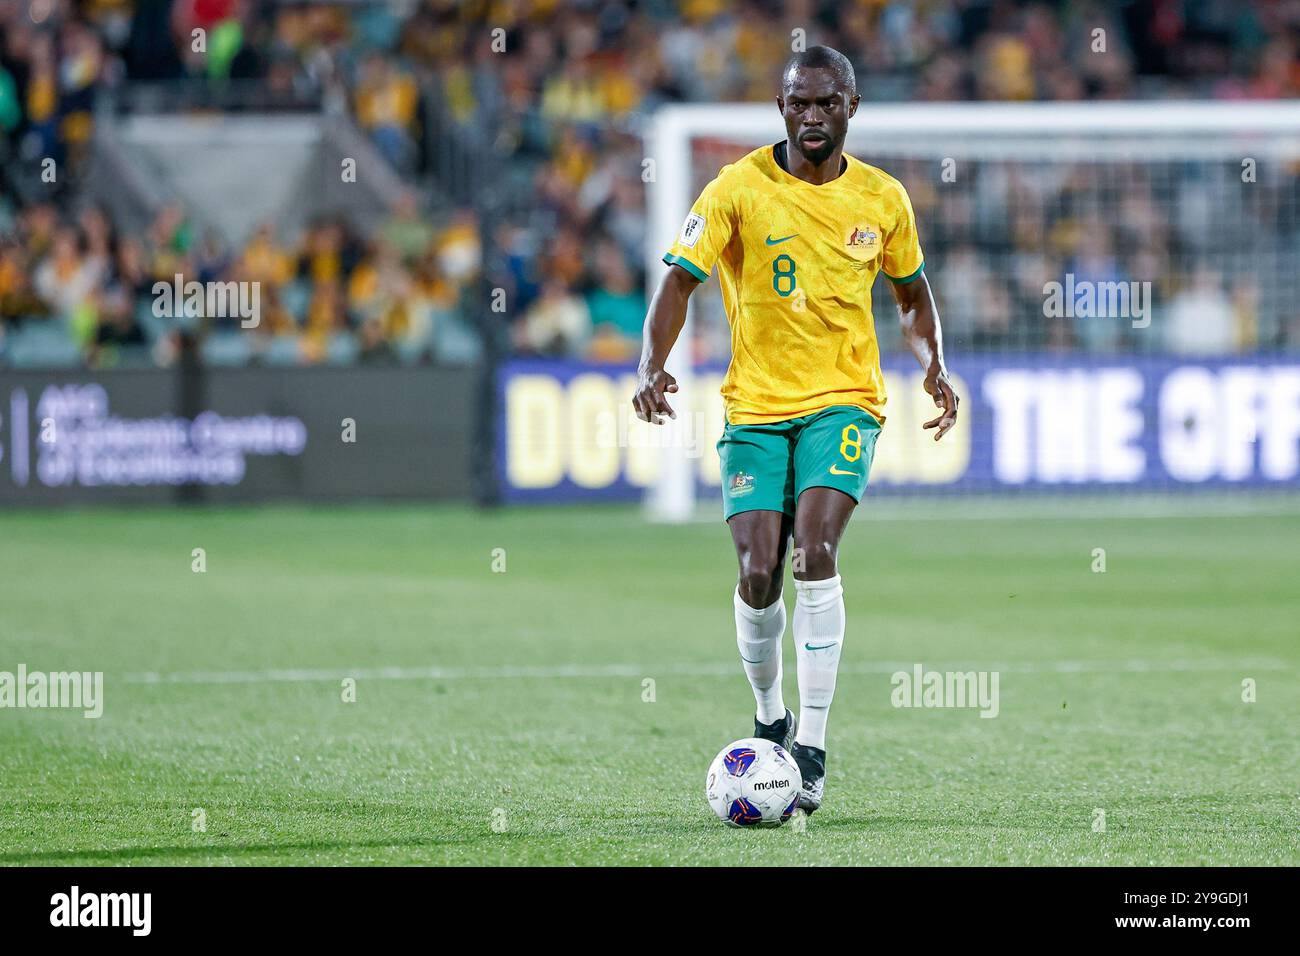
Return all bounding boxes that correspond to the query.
[793,539,837,580]
[737,552,782,607]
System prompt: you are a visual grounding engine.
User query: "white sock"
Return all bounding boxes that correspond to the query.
[734,588,787,724]
[793,574,844,750]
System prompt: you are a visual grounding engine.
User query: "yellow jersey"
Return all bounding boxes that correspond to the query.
[663,144,925,425]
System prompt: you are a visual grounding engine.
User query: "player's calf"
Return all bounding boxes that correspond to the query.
[791,574,844,813]
[735,587,787,725]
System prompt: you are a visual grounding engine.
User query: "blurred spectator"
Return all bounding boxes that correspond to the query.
[354,53,419,172]
[236,222,293,288]
[585,238,645,362]
[514,279,591,357]
[381,191,436,262]
[1068,222,1129,353]
[1165,268,1236,355]
[34,226,105,318]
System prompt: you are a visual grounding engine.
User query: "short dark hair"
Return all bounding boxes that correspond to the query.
[781,45,857,96]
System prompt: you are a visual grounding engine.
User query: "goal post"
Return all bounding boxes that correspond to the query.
[643,100,1300,521]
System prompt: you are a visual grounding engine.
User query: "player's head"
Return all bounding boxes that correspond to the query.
[777,46,859,166]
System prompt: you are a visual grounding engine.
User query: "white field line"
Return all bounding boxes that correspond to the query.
[676,494,1300,524]
[854,497,1300,523]
[671,504,1300,525]
[125,658,1295,686]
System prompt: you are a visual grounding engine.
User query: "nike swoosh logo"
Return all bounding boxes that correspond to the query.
[828,465,858,476]
[765,234,798,245]
[804,642,836,651]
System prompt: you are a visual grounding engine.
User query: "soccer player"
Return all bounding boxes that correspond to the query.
[633,46,959,814]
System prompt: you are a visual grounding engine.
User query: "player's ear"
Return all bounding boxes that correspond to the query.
[776,94,785,114]
[848,94,860,118]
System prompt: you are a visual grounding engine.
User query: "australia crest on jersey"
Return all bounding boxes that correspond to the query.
[729,471,756,497]
[845,225,880,268]
[847,226,879,248]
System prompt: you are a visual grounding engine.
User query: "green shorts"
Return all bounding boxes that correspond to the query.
[718,405,882,519]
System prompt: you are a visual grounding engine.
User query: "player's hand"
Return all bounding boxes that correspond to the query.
[633,365,678,424]
[922,369,959,441]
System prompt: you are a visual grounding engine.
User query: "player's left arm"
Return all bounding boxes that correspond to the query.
[881,180,958,441]
[891,274,958,441]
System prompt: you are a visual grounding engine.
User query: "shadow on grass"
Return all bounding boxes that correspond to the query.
[0,834,483,865]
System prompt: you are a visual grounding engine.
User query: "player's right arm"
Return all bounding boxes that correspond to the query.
[634,264,699,424]
[881,177,959,441]
[633,169,738,425]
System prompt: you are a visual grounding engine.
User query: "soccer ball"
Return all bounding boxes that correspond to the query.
[705,737,802,827]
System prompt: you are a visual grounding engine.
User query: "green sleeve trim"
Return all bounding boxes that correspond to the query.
[663,253,708,282]
[886,262,925,285]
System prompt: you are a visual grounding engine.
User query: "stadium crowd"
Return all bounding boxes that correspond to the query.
[1,0,1297,367]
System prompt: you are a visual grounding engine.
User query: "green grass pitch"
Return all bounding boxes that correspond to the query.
[0,501,1296,866]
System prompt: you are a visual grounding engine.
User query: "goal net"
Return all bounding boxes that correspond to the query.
[643,102,1300,521]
